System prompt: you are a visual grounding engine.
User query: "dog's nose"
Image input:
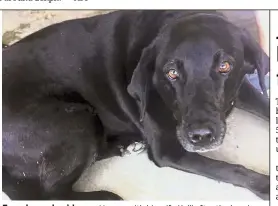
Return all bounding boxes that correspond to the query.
[188,128,214,144]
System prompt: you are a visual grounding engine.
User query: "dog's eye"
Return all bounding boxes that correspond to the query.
[218,61,231,74]
[167,69,179,80]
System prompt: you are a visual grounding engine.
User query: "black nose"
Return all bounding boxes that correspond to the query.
[188,128,214,144]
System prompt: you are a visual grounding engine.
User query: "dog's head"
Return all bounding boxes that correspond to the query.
[128,12,268,153]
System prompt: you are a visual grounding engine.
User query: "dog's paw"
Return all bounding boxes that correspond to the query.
[121,141,146,156]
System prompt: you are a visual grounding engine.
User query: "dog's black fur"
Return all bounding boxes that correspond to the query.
[2,10,269,200]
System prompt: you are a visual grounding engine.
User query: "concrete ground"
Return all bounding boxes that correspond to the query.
[2,10,269,200]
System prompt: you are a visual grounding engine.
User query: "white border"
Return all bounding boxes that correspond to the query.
[270,10,278,206]
[0,10,3,201]
[0,0,275,10]
[0,201,270,206]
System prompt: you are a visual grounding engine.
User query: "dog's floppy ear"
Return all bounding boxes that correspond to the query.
[127,46,155,122]
[241,28,268,97]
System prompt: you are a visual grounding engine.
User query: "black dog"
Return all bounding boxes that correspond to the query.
[2,10,269,200]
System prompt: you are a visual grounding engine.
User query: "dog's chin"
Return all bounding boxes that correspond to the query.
[178,139,223,153]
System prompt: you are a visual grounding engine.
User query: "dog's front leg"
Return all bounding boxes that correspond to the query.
[148,136,269,200]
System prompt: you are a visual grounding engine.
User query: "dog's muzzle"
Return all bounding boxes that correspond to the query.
[176,122,226,153]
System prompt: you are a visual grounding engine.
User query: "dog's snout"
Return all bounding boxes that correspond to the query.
[188,128,214,144]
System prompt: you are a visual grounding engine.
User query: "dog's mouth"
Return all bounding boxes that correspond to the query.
[176,122,226,153]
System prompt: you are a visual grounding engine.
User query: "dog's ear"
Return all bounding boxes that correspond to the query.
[127,46,155,122]
[241,28,269,96]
